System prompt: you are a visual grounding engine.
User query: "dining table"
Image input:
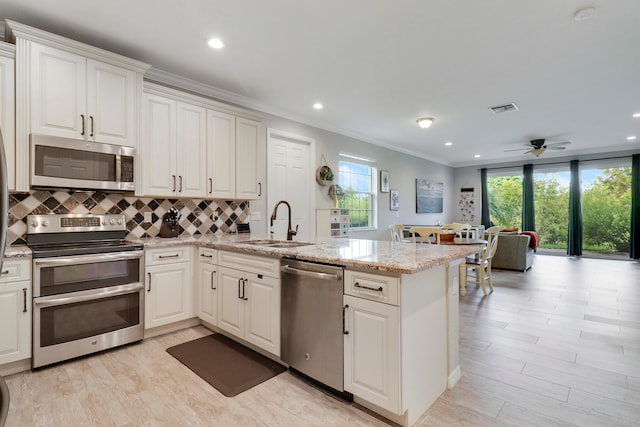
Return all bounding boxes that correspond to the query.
[403,236,487,296]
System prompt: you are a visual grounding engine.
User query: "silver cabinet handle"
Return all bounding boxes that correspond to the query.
[179,176,183,192]
[354,282,384,292]
[158,254,180,259]
[80,114,85,135]
[343,304,349,335]
[209,178,213,194]
[90,115,94,137]
[147,272,151,292]
[211,271,216,290]
[23,288,28,313]
[172,175,176,192]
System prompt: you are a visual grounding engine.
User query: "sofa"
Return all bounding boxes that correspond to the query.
[492,233,534,271]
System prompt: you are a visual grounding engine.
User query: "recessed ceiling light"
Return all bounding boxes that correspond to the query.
[627,136,637,141]
[444,142,453,146]
[313,102,323,110]
[633,113,640,118]
[574,7,595,22]
[474,154,481,158]
[207,38,224,49]
[416,117,434,129]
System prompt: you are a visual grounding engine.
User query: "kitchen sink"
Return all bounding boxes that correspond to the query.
[244,240,314,248]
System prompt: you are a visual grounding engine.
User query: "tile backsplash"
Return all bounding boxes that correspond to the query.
[7,190,250,245]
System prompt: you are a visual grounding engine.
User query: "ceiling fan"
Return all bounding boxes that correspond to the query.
[505,138,571,157]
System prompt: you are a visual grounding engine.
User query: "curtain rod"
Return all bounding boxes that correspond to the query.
[478,154,635,171]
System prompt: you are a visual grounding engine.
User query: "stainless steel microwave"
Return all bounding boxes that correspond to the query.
[30,134,135,191]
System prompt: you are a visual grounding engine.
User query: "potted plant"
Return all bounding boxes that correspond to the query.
[316,165,334,186]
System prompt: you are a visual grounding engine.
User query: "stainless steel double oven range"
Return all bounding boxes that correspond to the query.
[27,214,144,369]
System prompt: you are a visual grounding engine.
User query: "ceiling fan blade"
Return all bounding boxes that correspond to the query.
[546,145,566,150]
[504,147,531,152]
[544,141,571,147]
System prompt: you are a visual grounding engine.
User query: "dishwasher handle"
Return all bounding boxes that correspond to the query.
[281,264,342,281]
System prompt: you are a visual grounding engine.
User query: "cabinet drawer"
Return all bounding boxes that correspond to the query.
[344,270,399,306]
[145,246,191,265]
[218,250,280,278]
[0,258,31,283]
[198,247,217,265]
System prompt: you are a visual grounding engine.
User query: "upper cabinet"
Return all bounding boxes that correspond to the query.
[6,20,150,191]
[0,43,15,191]
[143,83,263,200]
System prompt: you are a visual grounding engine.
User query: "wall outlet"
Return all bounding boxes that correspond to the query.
[251,211,261,221]
[395,211,400,218]
[144,212,152,223]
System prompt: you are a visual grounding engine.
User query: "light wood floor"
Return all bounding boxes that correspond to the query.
[4,255,640,426]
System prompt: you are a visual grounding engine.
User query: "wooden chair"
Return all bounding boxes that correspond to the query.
[444,223,472,238]
[410,227,443,244]
[465,225,500,295]
[389,224,405,242]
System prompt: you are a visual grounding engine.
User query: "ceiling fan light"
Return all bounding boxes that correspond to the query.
[416,117,434,129]
[531,148,545,157]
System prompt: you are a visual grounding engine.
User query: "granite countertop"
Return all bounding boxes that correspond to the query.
[3,235,477,274]
[132,234,478,274]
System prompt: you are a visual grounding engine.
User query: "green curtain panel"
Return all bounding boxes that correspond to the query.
[481,168,492,228]
[568,160,582,256]
[631,154,640,259]
[522,164,535,231]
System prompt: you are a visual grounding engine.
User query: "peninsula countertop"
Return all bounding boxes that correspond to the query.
[132,234,477,274]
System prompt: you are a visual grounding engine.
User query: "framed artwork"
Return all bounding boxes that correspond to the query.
[380,170,390,193]
[416,179,444,213]
[390,189,400,211]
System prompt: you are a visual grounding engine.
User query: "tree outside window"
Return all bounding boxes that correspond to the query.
[338,159,377,230]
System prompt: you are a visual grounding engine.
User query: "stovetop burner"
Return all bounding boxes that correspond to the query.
[26,214,143,258]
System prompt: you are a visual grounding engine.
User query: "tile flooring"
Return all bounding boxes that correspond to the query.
[3,255,640,426]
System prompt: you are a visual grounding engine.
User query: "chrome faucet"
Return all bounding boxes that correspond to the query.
[270,200,298,240]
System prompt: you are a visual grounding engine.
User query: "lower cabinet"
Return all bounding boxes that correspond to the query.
[144,247,193,329]
[197,247,218,326]
[217,251,280,356]
[0,259,31,365]
[343,269,401,414]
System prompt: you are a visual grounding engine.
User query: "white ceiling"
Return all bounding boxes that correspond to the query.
[2,0,640,167]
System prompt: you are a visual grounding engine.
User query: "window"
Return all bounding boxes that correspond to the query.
[487,168,522,229]
[338,154,377,230]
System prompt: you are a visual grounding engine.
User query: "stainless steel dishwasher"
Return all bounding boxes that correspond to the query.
[281,259,346,393]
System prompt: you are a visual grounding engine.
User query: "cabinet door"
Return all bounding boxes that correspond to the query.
[30,43,86,139]
[145,262,192,329]
[198,263,218,326]
[344,295,400,414]
[207,110,236,199]
[0,54,15,190]
[141,93,177,197]
[235,117,261,200]
[217,266,245,338]
[176,102,207,197]
[244,272,280,356]
[0,281,31,364]
[86,59,137,146]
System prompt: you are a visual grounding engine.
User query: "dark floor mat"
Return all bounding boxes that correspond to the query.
[166,334,286,397]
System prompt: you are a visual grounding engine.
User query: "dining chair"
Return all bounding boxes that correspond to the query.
[465,225,500,295]
[389,224,405,242]
[409,227,443,244]
[443,223,472,238]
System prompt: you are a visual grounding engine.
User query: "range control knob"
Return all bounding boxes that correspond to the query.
[41,220,49,227]
[31,220,39,228]
[109,219,116,225]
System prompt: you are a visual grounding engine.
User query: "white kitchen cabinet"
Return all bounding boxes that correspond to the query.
[235,117,262,199]
[207,109,236,198]
[344,290,400,413]
[0,259,32,365]
[141,93,207,198]
[0,43,15,190]
[217,251,280,356]
[144,247,193,330]
[197,247,218,326]
[29,43,138,146]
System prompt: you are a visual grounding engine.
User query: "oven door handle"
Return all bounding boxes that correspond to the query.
[34,282,144,308]
[33,251,144,268]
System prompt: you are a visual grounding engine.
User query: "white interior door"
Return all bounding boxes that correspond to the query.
[267,129,315,241]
